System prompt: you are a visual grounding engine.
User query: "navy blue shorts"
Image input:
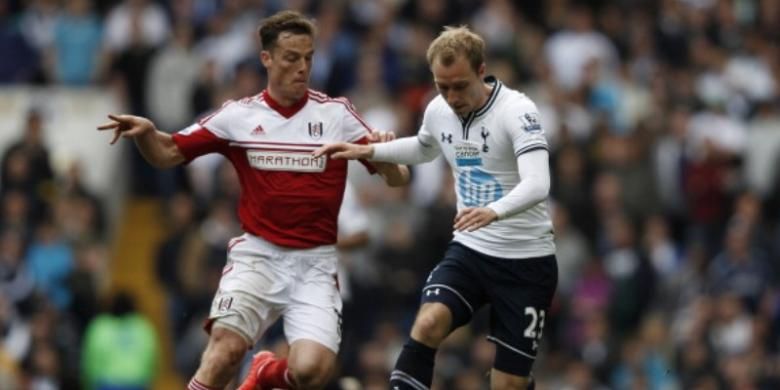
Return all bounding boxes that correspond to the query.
[421,241,557,377]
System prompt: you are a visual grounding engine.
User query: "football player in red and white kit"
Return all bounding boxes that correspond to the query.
[98,11,409,390]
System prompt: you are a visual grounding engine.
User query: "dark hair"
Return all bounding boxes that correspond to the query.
[109,291,136,316]
[258,10,316,51]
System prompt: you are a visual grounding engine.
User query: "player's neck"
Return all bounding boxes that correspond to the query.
[265,86,304,107]
[478,82,492,108]
[460,83,494,119]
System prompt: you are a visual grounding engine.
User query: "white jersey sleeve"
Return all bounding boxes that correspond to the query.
[196,100,239,139]
[336,97,374,143]
[506,98,549,157]
[171,100,235,161]
[416,103,440,149]
[372,105,441,164]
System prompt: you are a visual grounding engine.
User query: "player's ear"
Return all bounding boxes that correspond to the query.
[477,62,486,78]
[260,50,272,67]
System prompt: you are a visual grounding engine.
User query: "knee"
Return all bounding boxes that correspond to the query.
[201,329,247,372]
[411,305,451,346]
[289,357,334,389]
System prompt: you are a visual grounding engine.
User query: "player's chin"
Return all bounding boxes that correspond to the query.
[286,85,306,99]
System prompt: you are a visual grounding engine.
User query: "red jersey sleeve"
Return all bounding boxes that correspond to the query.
[353,136,377,174]
[171,125,229,162]
[171,101,235,162]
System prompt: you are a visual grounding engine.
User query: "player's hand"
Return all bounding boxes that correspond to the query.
[313,143,373,160]
[368,130,396,143]
[454,207,499,232]
[97,114,155,145]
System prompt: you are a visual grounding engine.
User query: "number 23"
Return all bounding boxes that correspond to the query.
[523,307,545,339]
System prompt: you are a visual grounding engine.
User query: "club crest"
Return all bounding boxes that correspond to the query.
[308,122,324,139]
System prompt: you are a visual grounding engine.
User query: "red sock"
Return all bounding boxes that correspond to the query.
[188,378,220,390]
[258,358,295,389]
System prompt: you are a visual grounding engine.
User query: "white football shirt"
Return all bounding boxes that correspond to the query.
[417,76,556,258]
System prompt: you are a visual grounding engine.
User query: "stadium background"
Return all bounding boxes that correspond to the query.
[2,0,780,389]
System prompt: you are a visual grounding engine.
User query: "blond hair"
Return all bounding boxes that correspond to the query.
[426,26,486,73]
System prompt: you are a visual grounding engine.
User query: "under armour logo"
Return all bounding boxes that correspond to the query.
[441,133,452,144]
[480,127,490,152]
[426,288,440,296]
[532,340,539,350]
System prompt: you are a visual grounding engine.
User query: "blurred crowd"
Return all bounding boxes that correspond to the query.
[2,0,780,389]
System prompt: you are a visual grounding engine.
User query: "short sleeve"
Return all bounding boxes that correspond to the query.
[507,98,549,157]
[333,98,377,173]
[170,101,234,162]
[337,98,373,143]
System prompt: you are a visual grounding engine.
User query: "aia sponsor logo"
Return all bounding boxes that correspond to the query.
[308,121,323,139]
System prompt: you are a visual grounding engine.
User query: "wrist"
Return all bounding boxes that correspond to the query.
[486,204,505,221]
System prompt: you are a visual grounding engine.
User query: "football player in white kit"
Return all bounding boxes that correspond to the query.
[98,11,409,390]
[316,26,557,390]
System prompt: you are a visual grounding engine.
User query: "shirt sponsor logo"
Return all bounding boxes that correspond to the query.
[247,150,327,173]
[454,142,482,167]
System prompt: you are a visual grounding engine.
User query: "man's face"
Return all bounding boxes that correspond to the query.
[431,55,485,117]
[261,32,314,101]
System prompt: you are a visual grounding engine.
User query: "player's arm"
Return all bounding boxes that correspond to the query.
[365,131,411,187]
[455,149,550,232]
[313,136,440,165]
[373,162,410,186]
[97,114,185,168]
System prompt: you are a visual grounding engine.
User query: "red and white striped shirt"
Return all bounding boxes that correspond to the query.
[172,89,376,249]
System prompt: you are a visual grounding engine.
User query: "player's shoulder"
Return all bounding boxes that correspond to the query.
[423,94,452,118]
[496,86,538,114]
[307,89,355,111]
[203,94,263,118]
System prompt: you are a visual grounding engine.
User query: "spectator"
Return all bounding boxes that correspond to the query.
[1,109,54,198]
[103,0,169,54]
[25,220,73,310]
[0,0,39,83]
[81,292,158,390]
[49,0,103,85]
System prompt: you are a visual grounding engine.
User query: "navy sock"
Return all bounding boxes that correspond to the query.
[389,338,436,389]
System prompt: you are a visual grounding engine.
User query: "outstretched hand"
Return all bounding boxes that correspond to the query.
[312,142,371,160]
[312,130,396,160]
[454,207,499,232]
[97,114,155,145]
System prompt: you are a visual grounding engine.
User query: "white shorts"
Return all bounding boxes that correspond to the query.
[207,233,342,353]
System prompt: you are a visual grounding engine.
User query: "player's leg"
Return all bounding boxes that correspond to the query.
[490,372,532,389]
[191,235,286,390]
[189,327,250,389]
[485,253,557,390]
[389,302,454,390]
[287,339,337,388]
[241,252,342,389]
[390,243,488,390]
